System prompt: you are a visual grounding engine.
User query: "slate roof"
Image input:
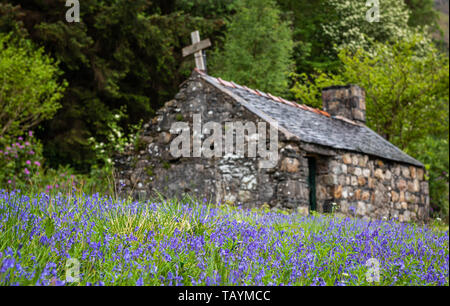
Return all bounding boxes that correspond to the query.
[195,69,423,167]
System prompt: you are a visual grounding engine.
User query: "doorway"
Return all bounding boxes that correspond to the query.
[307,157,317,212]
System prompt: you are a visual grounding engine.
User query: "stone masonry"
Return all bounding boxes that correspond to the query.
[115,70,430,223]
[318,153,429,222]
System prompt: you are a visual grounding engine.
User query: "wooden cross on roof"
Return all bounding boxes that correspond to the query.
[182,31,211,73]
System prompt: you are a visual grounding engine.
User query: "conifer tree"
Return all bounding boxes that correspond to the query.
[211,0,294,95]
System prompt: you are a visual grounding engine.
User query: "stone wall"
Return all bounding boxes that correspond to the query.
[115,74,229,203]
[318,152,430,223]
[114,73,312,210]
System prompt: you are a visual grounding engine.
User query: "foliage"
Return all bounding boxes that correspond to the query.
[291,35,449,217]
[87,107,142,189]
[288,72,335,109]
[277,0,440,74]
[0,132,113,195]
[33,165,114,197]
[0,33,66,138]
[276,0,342,74]
[407,136,449,221]
[321,0,416,56]
[0,0,445,172]
[0,131,43,189]
[0,191,448,286]
[175,0,236,17]
[0,1,222,171]
[291,35,449,146]
[210,0,294,95]
[405,0,440,29]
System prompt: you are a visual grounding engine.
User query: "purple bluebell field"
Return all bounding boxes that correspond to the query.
[0,190,448,286]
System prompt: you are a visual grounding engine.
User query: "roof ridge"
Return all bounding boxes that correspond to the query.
[194,68,331,118]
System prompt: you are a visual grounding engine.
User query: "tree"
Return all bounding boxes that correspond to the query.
[291,35,449,217]
[210,0,294,95]
[0,1,223,171]
[276,0,438,74]
[407,136,449,220]
[175,0,236,18]
[404,0,440,29]
[321,0,413,55]
[276,0,340,74]
[292,34,449,147]
[0,33,66,138]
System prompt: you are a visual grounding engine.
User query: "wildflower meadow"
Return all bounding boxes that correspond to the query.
[0,190,448,286]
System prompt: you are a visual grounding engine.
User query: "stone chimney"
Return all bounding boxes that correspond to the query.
[322,85,366,124]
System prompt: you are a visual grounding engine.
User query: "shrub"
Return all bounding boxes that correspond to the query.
[87,107,142,194]
[0,132,108,195]
[407,136,449,221]
[0,131,43,189]
[0,33,67,138]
